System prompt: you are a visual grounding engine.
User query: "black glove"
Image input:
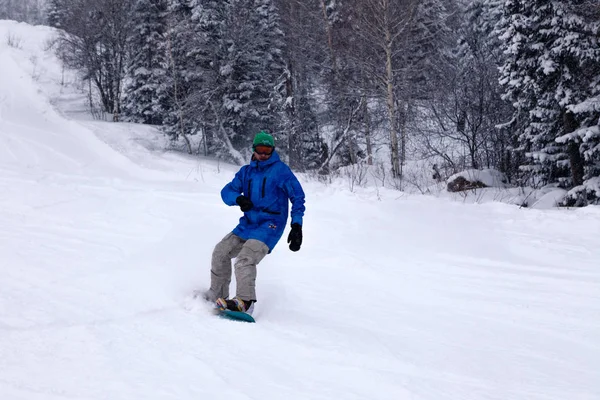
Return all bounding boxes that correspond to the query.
[287,223,302,252]
[236,195,253,212]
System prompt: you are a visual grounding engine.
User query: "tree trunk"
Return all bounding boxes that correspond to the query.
[398,99,410,176]
[165,22,191,154]
[284,63,300,169]
[318,0,338,76]
[384,3,400,179]
[362,94,373,165]
[563,111,584,186]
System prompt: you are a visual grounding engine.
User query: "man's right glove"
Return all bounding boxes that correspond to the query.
[236,195,254,212]
[287,223,302,252]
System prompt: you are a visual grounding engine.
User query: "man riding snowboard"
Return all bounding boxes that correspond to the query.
[205,131,305,315]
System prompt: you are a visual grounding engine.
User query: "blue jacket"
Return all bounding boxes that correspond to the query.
[221,151,305,252]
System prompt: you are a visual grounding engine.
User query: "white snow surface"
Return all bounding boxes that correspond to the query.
[1,21,600,400]
[530,188,568,210]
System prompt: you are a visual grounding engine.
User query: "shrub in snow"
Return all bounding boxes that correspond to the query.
[446,169,508,193]
[560,177,600,207]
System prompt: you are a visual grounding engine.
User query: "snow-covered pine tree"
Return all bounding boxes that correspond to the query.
[162,0,286,163]
[497,0,599,196]
[214,0,286,160]
[187,0,235,160]
[252,0,287,125]
[122,0,169,125]
[46,0,71,28]
[560,92,600,206]
[274,0,327,172]
[557,4,600,205]
[251,0,288,149]
[405,0,453,98]
[161,0,200,152]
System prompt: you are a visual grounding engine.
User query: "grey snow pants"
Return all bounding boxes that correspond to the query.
[208,232,269,302]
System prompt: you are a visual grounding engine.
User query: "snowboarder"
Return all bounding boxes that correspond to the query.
[205,131,305,315]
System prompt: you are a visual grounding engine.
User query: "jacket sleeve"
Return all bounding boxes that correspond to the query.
[282,169,305,226]
[221,167,245,206]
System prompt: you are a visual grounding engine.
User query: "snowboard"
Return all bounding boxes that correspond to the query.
[216,308,256,323]
[192,290,255,323]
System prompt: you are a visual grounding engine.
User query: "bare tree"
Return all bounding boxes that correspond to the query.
[349,0,419,179]
[54,0,132,121]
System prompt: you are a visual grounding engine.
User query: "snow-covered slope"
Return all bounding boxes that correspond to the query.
[1,21,599,400]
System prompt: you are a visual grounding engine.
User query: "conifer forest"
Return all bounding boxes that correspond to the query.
[2,0,600,205]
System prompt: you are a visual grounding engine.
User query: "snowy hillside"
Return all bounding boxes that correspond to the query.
[1,21,600,400]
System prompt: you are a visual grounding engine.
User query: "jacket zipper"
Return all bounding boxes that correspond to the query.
[247,179,252,201]
[261,177,266,198]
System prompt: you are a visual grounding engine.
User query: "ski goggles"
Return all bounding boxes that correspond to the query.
[253,145,274,156]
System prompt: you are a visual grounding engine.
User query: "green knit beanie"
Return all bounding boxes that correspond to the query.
[252,131,275,148]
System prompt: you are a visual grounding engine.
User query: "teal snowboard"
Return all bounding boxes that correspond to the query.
[191,290,255,323]
[217,308,256,323]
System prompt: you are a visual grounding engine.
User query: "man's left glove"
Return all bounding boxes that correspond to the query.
[287,223,302,252]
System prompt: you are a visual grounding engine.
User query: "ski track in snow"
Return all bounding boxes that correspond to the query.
[0,20,599,400]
